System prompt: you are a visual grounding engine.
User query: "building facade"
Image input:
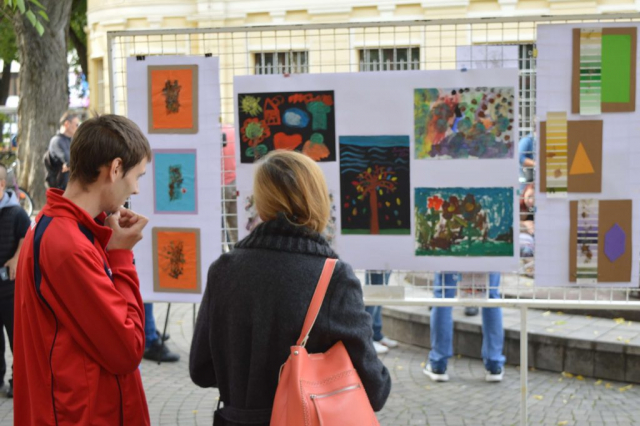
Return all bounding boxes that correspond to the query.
[88,0,640,114]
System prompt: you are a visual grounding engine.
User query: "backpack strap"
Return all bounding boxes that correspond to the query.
[296,258,338,347]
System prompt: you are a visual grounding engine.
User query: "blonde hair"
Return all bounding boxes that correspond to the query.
[253,150,330,233]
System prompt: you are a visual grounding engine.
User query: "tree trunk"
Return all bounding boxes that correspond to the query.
[69,28,88,79]
[0,61,11,105]
[13,0,73,208]
[369,190,379,234]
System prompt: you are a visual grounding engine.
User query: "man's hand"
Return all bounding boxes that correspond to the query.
[106,209,149,251]
[4,256,18,281]
[62,163,70,173]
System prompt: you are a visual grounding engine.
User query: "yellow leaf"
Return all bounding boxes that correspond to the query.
[533,395,544,400]
[420,362,426,368]
[542,311,551,317]
[619,384,633,392]
[617,336,624,342]
[595,380,602,385]
[625,339,631,344]
[605,383,612,389]
[554,320,566,326]
[561,372,574,378]
[192,410,198,414]
[424,385,431,390]
[614,317,625,324]
[628,321,633,327]
[558,421,568,425]
[396,366,404,370]
[586,315,592,319]
[576,375,584,381]
[556,311,564,315]
[546,328,555,333]
[558,378,563,382]
[457,354,462,359]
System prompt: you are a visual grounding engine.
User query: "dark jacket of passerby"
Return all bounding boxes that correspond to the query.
[47,133,71,189]
[190,213,391,425]
[0,190,30,297]
[13,189,149,426]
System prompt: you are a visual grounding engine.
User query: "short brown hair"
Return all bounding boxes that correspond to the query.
[253,150,330,233]
[69,114,152,185]
[59,111,78,127]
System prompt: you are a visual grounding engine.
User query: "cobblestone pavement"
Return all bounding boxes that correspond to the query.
[0,303,639,426]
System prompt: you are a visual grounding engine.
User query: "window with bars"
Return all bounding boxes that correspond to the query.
[254,51,309,75]
[359,47,420,72]
[518,44,535,139]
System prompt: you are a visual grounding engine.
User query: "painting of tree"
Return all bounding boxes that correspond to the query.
[340,136,410,235]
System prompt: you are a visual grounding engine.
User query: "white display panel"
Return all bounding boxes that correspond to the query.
[536,23,640,287]
[234,69,520,272]
[127,55,222,302]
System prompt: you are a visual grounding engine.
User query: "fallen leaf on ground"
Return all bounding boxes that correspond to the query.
[396,366,404,370]
[420,362,426,368]
[556,311,564,316]
[619,385,633,392]
[595,380,602,385]
[561,372,574,378]
[614,318,625,325]
[533,395,544,400]
[558,421,568,426]
[576,375,584,381]
[605,383,612,389]
[553,320,566,325]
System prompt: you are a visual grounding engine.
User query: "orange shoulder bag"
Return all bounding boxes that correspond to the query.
[270,258,380,426]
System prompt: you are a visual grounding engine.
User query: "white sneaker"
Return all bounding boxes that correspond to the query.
[485,368,504,382]
[422,364,449,382]
[378,337,398,348]
[373,341,389,355]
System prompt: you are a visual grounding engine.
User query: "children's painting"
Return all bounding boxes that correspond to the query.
[152,228,201,293]
[148,65,198,134]
[153,150,198,214]
[415,187,514,256]
[414,87,515,159]
[340,136,411,235]
[237,91,336,163]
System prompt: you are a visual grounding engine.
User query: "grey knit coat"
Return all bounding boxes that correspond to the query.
[189,214,391,420]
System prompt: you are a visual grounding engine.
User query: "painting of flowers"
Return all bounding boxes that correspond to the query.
[152,227,201,293]
[237,91,336,163]
[415,187,514,256]
[414,87,515,159]
[153,149,198,214]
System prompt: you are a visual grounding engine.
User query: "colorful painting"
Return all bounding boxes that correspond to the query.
[414,87,515,159]
[148,65,198,134]
[572,27,637,114]
[152,228,201,293]
[340,136,411,235]
[153,150,197,214]
[415,187,514,256]
[237,91,336,163]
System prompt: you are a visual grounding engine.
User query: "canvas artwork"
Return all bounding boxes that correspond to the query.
[414,87,515,160]
[415,187,514,256]
[152,227,201,293]
[148,65,199,134]
[572,27,637,114]
[569,199,632,283]
[340,136,411,235]
[237,91,336,163]
[153,150,198,214]
[540,118,602,194]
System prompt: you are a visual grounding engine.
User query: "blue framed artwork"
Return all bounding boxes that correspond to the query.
[153,149,198,214]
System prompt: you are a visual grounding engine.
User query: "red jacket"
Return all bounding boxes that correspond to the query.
[14,189,150,425]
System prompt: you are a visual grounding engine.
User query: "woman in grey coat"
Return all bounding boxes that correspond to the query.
[189,150,391,425]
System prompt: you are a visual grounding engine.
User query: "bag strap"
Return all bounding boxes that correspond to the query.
[296,258,338,347]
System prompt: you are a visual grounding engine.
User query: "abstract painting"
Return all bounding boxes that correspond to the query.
[153,150,198,214]
[340,136,411,235]
[414,87,515,159]
[569,199,632,283]
[572,27,637,114]
[415,187,514,256]
[237,91,336,163]
[152,227,201,293]
[148,65,198,134]
[540,119,602,194]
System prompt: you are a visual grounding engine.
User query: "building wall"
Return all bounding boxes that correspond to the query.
[87,0,640,113]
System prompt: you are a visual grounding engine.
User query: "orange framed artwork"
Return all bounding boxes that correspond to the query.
[148,65,199,134]
[152,227,201,294]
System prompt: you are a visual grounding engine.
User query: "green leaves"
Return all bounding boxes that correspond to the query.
[3,0,48,36]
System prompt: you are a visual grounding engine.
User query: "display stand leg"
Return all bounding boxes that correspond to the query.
[158,303,172,366]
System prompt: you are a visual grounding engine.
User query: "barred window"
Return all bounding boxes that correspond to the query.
[254,51,308,75]
[359,47,420,72]
[519,44,535,138]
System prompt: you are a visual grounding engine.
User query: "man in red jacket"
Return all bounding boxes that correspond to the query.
[14,114,152,425]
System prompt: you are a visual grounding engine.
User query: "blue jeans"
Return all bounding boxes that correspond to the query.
[365,271,390,342]
[144,303,159,349]
[428,273,505,372]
